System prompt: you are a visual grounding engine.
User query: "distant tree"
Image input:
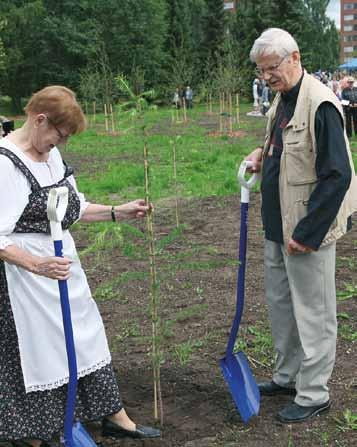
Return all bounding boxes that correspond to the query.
[0,20,6,76]
[200,0,226,76]
[301,0,340,71]
[231,0,339,97]
[92,0,168,89]
[0,1,47,110]
[0,0,99,110]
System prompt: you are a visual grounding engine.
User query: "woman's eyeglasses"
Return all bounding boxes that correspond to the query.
[46,116,70,142]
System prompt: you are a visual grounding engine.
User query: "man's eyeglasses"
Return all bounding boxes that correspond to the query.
[255,55,288,77]
[46,115,70,142]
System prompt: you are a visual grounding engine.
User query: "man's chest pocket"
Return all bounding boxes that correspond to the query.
[283,127,317,185]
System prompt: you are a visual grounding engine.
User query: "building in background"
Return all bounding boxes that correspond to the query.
[340,1,357,62]
[224,0,237,13]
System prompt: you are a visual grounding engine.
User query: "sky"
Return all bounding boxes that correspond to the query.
[326,0,340,28]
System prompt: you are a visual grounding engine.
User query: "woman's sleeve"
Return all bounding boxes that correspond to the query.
[52,148,90,220]
[0,156,30,249]
[67,175,91,219]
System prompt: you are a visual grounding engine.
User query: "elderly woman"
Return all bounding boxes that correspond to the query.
[0,86,160,447]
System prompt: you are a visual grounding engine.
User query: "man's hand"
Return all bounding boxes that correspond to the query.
[245,147,263,173]
[287,238,313,255]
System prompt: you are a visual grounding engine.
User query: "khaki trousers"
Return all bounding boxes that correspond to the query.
[264,240,337,406]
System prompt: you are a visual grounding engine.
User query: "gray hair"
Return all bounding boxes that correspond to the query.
[250,28,299,62]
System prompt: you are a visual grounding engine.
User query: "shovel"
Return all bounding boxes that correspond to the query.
[47,187,98,447]
[219,160,260,423]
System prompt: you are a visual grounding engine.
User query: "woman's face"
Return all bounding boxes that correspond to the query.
[31,114,70,154]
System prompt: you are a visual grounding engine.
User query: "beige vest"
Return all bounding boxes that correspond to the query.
[263,72,357,248]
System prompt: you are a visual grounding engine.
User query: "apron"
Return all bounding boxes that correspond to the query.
[0,148,111,393]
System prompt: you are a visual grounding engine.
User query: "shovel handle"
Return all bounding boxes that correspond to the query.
[47,187,78,447]
[47,187,69,241]
[237,161,260,204]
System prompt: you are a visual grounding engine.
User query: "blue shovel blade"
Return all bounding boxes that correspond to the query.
[70,422,97,447]
[220,351,260,423]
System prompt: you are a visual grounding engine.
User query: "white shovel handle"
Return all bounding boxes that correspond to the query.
[237,161,260,204]
[46,187,69,241]
[237,161,260,190]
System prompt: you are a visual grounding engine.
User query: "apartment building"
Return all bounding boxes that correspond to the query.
[224,0,237,12]
[341,1,357,62]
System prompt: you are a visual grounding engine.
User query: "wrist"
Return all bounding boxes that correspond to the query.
[111,205,122,222]
[111,205,116,222]
[25,254,40,274]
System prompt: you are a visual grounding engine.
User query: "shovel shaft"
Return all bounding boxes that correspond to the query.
[54,240,78,447]
[226,200,249,356]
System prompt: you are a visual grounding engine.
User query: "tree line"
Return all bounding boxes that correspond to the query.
[0,0,339,111]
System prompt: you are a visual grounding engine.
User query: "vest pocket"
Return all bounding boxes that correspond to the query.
[291,198,309,225]
[285,142,317,185]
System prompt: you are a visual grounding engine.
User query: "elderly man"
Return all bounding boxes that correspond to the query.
[341,76,357,138]
[245,28,357,423]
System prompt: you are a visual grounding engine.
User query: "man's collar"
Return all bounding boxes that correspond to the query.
[282,72,304,102]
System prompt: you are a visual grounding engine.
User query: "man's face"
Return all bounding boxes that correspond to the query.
[255,51,301,93]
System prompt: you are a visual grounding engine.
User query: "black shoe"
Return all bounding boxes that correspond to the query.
[12,442,34,447]
[102,418,161,439]
[12,441,61,447]
[277,400,331,423]
[258,380,296,396]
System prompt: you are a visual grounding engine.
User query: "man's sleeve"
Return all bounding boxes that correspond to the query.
[292,102,351,249]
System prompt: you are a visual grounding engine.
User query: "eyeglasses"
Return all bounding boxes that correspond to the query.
[255,56,288,77]
[46,115,70,142]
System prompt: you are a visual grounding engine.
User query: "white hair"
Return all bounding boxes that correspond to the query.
[250,28,299,62]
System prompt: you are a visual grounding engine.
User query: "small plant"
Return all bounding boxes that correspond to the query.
[143,134,163,425]
[173,339,203,365]
[338,323,357,342]
[287,429,294,447]
[311,429,329,447]
[336,256,356,270]
[334,409,357,432]
[337,282,357,301]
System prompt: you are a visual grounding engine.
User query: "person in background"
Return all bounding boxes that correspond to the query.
[0,116,15,137]
[252,78,261,114]
[245,28,356,424]
[172,88,180,109]
[341,76,357,138]
[0,86,160,447]
[329,76,341,100]
[185,86,193,109]
[261,83,271,115]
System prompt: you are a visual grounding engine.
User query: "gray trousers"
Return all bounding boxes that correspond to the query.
[264,240,337,406]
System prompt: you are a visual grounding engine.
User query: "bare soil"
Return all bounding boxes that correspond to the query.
[80,193,357,447]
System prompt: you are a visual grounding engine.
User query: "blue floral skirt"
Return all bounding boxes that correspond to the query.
[0,262,122,442]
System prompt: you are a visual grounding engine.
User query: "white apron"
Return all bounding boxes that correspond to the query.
[5,231,111,393]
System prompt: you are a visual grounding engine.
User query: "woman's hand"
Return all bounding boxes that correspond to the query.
[32,256,72,280]
[113,199,152,220]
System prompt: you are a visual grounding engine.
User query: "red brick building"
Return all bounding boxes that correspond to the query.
[340,1,357,62]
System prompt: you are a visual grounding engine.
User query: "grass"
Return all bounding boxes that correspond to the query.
[58,102,266,204]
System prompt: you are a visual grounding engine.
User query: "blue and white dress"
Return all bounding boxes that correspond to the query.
[0,139,122,442]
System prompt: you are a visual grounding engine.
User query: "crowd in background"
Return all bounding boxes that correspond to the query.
[251,70,357,139]
[172,86,193,109]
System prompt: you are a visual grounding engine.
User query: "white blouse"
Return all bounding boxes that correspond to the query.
[0,138,89,249]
